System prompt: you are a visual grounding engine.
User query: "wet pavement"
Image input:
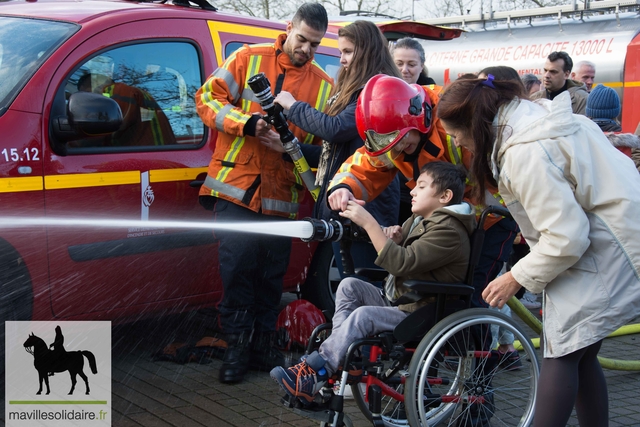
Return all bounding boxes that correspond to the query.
[102,293,640,427]
[3,297,637,427]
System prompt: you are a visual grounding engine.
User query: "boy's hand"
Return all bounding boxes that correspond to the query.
[340,201,389,253]
[382,225,403,244]
[338,200,375,228]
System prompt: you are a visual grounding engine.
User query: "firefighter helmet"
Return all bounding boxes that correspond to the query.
[356,74,433,157]
[276,299,325,350]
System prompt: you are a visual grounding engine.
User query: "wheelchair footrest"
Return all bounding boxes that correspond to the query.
[280,393,327,411]
[280,391,351,426]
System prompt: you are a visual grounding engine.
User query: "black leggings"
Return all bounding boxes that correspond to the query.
[533,337,608,427]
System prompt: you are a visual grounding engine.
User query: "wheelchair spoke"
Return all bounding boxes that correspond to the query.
[405,308,539,427]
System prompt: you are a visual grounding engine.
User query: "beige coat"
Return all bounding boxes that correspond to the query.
[493,92,640,357]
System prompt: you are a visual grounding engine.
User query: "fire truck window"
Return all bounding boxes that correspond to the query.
[63,41,204,151]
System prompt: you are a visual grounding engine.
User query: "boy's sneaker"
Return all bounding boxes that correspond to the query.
[270,351,328,403]
[519,291,541,309]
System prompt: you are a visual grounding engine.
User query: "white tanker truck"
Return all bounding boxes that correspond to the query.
[421,0,640,132]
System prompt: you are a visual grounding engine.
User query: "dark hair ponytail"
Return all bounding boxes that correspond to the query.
[437,78,525,203]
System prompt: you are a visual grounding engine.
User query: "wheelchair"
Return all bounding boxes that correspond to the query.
[281,206,540,427]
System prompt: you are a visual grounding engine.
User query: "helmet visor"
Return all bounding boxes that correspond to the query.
[364,129,401,156]
[367,148,403,169]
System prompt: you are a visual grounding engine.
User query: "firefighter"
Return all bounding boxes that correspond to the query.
[195,3,333,384]
[327,74,518,314]
[391,37,444,224]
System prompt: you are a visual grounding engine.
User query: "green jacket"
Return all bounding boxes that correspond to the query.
[530,79,588,116]
[376,203,476,313]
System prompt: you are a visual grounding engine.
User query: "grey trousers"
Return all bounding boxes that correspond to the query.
[318,277,409,375]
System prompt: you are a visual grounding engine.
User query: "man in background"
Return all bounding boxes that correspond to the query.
[531,51,588,115]
[571,60,596,92]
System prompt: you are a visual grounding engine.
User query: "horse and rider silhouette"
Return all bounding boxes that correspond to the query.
[23,326,98,395]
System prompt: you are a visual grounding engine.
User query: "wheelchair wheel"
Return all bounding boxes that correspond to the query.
[405,308,539,427]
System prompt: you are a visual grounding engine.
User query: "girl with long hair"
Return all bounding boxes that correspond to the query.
[260,20,402,277]
[438,75,640,427]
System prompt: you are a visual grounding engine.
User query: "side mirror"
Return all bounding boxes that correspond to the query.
[69,91,123,135]
[53,92,123,141]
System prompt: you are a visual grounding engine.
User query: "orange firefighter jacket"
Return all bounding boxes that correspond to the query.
[327,86,503,229]
[196,34,334,218]
[424,83,444,96]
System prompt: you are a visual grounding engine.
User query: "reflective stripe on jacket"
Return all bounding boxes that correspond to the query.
[327,86,504,228]
[444,135,504,230]
[196,34,333,218]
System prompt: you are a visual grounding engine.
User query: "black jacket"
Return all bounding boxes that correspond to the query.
[592,118,622,132]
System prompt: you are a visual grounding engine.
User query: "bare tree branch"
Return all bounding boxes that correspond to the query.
[218,0,578,24]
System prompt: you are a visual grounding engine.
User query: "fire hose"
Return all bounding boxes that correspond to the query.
[301,217,369,276]
[248,73,374,275]
[247,72,320,201]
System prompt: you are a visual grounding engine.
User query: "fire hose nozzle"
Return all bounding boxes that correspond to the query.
[301,218,344,242]
[248,73,320,200]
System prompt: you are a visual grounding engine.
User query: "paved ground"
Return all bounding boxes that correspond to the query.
[6,295,635,426]
[103,295,640,427]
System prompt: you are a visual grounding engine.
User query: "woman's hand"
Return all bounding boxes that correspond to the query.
[383,225,403,244]
[274,91,297,110]
[258,130,285,153]
[482,271,523,309]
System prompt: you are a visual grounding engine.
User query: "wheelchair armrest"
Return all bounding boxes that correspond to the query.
[402,280,474,296]
[354,268,388,282]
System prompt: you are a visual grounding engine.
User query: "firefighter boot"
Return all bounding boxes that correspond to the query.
[250,331,286,371]
[219,333,250,383]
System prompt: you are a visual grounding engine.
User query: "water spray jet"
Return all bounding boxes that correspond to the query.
[0,217,367,243]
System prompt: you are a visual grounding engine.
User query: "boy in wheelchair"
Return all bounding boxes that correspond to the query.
[271,161,475,404]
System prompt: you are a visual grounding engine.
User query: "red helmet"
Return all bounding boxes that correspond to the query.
[356,74,433,156]
[276,299,326,350]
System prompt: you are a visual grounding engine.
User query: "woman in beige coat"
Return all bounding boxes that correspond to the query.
[437,75,640,427]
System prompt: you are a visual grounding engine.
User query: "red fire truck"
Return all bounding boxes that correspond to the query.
[0,0,460,324]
